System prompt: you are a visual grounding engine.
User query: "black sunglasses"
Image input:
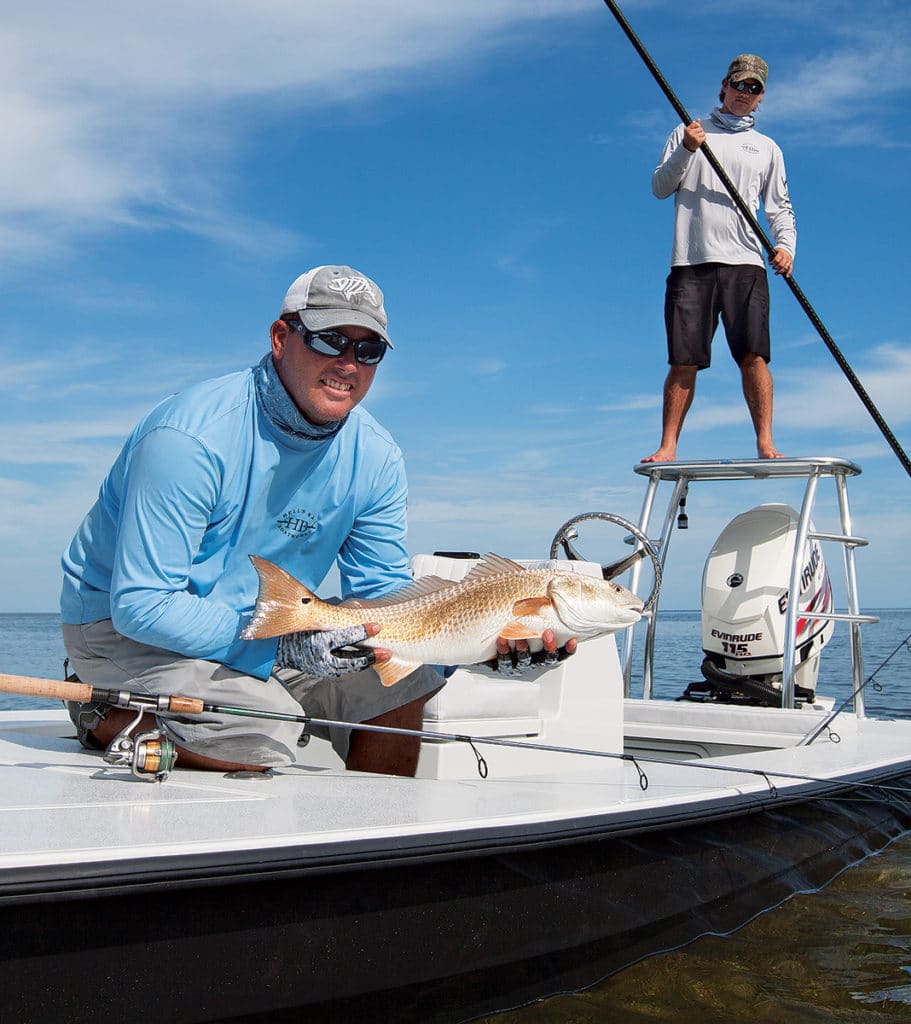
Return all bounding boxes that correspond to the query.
[729,79,764,95]
[286,321,387,366]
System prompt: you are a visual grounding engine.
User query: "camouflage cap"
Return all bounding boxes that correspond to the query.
[726,54,768,88]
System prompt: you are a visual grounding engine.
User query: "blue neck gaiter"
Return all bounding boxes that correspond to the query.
[711,107,755,132]
[253,353,347,441]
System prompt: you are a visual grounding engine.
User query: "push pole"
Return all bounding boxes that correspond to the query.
[600,0,911,479]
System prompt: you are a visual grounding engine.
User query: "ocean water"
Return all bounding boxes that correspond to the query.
[631,608,911,719]
[3,611,911,1022]
[0,613,68,708]
[480,607,911,1024]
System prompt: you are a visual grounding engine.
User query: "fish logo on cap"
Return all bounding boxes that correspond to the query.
[327,276,378,306]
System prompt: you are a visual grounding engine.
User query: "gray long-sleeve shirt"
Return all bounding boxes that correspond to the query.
[653,114,796,268]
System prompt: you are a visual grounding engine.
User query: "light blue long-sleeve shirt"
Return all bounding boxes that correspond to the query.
[652,114,796,268]
[60,362,411,680]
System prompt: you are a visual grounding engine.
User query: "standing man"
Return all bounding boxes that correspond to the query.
[643,54,796,463]
[60,265,444,776]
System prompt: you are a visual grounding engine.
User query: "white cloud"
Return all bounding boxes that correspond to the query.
[773,36,910,116]
[775,343,911,432]
[407,458,646,565]
[647,342,911,441]
[617,9,911,147]
[764,25,911,143]
[599,394,661,413]
[0,1,592,261]
[471,359,510,377]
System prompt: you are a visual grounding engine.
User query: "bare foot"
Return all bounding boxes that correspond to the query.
[757,443,785,459]
[641,446,677,463]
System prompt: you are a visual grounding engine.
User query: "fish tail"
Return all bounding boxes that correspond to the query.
[241,555,328,639]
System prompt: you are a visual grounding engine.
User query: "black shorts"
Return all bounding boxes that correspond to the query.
[664,263,770,368]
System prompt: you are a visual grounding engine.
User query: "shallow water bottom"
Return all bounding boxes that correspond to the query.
[480,832,911,1024]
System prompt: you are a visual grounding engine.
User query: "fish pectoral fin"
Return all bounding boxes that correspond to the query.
[498,620,542,641]
[511,597,553,617]
[374,656,421,688]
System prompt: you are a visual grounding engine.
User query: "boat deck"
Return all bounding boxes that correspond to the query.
[2,703,911,898]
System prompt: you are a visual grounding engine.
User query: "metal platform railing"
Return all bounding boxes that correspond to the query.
[621,457,878,713]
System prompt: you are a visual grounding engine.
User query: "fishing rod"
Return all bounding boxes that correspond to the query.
[599,0,911,480]
[801,629,911,747]
[3,671,911,800]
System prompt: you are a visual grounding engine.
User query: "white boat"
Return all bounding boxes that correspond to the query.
[1,456,910,1024]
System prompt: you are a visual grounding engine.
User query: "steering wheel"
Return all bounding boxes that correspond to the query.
[549,512,661,612]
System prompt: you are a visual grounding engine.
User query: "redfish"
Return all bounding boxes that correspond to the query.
[242,553,643,687]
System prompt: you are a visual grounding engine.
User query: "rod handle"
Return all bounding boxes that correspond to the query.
[167,695,205,714]
[0,673,93,704]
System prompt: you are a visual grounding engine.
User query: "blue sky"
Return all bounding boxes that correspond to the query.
[1,0,909,613]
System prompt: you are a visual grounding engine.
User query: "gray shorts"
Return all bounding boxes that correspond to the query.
[62,620,443,768]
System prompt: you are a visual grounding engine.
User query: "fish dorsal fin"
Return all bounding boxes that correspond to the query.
[342,575,460,610]
[463,553,526,584]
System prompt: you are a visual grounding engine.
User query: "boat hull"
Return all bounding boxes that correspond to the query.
[3,780,910,1024]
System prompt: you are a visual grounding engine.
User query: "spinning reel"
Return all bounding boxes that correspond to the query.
[103,705,178,782]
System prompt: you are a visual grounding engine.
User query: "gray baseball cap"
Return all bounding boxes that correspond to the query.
[727,54,768,88]
[280,265,392,346]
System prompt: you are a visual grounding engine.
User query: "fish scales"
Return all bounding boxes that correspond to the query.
[242,553,643,687]
[351,569,565,658]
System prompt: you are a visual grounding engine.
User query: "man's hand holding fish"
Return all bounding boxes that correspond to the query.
[487,631,579,677]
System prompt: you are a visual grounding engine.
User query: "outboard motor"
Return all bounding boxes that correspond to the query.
[683,504,834,706]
